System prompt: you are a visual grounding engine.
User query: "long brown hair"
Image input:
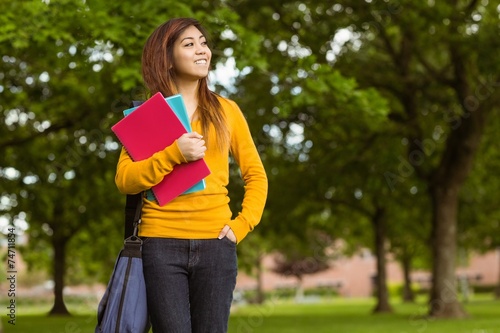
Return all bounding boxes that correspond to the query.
[142,18,229,152]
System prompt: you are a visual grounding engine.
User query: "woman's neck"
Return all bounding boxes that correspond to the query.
[177,80,200,121]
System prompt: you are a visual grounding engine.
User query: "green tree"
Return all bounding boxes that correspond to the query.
[1,0,123,314]
[327,0,500,317]
[227,0,500,318]
[225,0,399,313]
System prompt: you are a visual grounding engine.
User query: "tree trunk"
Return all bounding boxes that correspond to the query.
[372,207,393,313]
[49,237,70,316]
[428,185,467,318]
[255,255,265,304]
[295,276,304,302]
[495,247,500,300]
[401,254,415,303]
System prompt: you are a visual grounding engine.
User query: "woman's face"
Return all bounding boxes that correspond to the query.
[172,25,212,82]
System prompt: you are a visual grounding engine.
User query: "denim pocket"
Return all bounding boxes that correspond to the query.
[220,236,237,246]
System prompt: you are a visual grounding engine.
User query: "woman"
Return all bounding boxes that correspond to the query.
[115,18,268,332]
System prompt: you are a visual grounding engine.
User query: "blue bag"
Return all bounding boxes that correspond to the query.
[95,194,150,333]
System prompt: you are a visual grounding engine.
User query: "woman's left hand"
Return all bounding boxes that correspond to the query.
[218,225,237,243]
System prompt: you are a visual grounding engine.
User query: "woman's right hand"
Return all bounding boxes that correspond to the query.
[176,132,206,162]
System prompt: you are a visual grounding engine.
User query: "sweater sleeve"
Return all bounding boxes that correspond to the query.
[226,100,268,243]
[115,141,187,194]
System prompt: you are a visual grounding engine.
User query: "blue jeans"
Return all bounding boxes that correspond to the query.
[141,237,238,333]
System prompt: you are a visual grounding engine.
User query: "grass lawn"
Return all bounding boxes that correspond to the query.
[230,297,500,333]
[2,296,499,333]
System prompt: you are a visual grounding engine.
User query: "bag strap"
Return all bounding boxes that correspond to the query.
[123,101,145,240]
[124,193,143,239]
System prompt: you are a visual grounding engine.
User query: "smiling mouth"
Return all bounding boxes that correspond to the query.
[195,59,207,65]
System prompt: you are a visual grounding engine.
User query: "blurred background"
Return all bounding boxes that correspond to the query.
[1,0,499,331]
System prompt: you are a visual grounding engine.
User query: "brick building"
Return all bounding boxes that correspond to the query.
[235,249,499,298]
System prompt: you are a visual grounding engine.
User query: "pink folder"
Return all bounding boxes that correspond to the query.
[111,92,210,205]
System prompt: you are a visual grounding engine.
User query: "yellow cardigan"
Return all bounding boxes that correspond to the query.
[115,95,268,243]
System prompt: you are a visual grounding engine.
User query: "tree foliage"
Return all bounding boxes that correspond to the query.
[227,0,500,317]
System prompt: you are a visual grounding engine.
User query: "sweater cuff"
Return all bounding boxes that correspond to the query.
[157,140,187,171]
[229,218,250,244]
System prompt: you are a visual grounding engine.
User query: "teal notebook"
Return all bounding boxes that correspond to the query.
[123,94,206,201]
